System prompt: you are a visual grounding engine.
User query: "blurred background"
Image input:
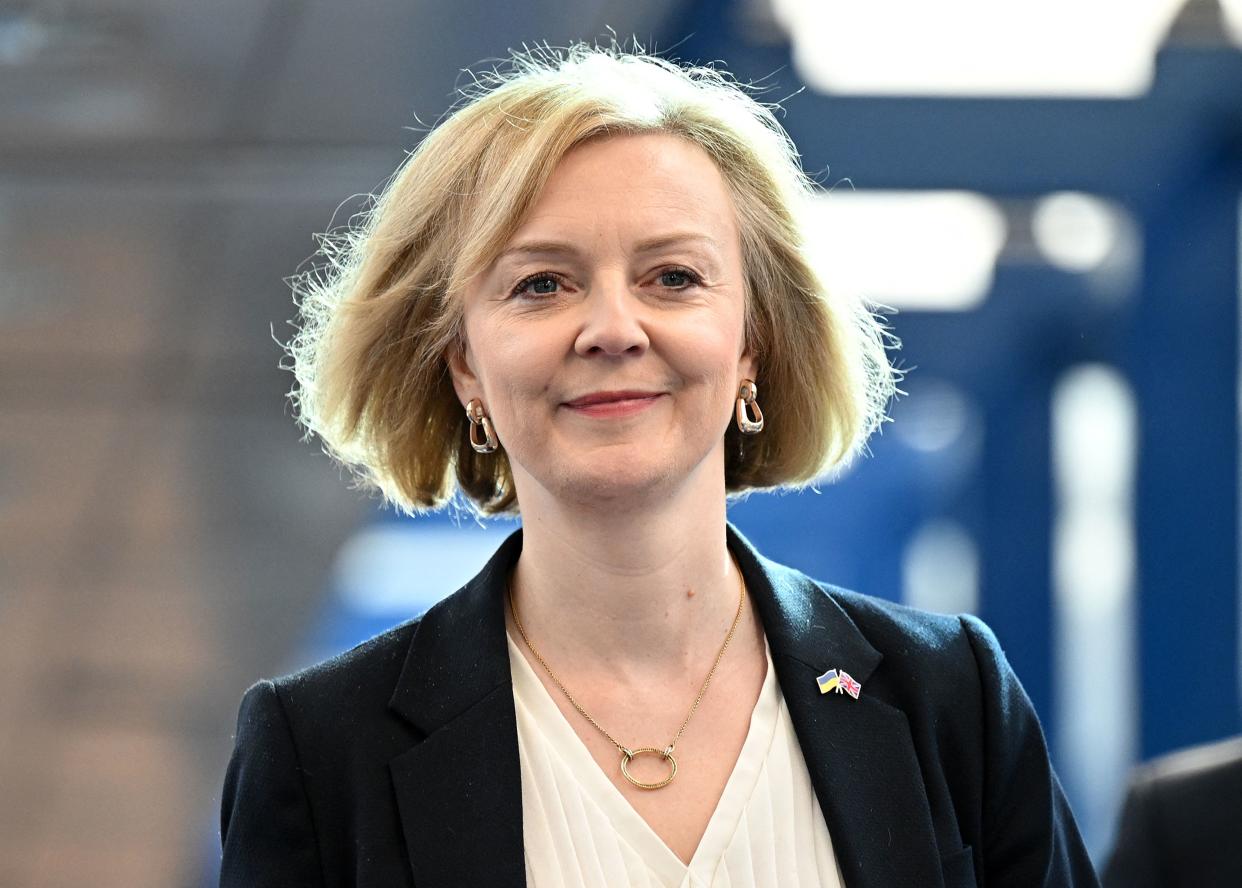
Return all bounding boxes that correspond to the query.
[2,0,1240,884]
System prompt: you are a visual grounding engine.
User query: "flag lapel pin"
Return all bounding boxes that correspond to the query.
[816,667,861,699]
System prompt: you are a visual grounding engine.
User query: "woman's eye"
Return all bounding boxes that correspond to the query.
[512,274,562,298]
[658,269,699,289]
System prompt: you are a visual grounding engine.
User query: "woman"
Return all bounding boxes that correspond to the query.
[220,46,1099,887]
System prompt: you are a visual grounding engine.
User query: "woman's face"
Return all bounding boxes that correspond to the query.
[450,132,756,508]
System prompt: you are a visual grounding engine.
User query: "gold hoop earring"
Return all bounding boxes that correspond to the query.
[735,379,764,434]
[466,399,499,453]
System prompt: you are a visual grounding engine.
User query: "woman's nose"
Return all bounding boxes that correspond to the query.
[573,278,650,357]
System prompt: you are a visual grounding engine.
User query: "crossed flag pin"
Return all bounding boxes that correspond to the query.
[816,667,861,699]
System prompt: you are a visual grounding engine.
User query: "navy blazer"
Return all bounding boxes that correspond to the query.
[219,524,1099,887]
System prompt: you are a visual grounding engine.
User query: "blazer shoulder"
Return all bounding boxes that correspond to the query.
[812,582,1017,745]
[818,581,977,666]
[259,616,423,725]
[222,617,432,887]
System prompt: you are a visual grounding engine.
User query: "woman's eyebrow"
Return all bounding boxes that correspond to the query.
[496,240,579,262]
[496,232,721,264]
[631,232,722,256]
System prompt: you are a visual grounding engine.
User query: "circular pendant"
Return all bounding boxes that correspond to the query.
[619,746,678,790]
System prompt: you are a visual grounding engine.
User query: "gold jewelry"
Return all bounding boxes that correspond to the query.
[508,558,747,791]
[735,379,764,434]
[465,399,498,453]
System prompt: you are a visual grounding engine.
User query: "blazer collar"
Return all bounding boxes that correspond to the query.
[388,526,521,735]
[387,523,945,888]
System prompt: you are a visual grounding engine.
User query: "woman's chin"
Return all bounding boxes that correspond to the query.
[544,453,682,506]
[510,432,726,509]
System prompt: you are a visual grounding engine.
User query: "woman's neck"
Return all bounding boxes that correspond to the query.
[506,471,744,684]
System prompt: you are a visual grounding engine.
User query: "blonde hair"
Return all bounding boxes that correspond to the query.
[286,43,898,515]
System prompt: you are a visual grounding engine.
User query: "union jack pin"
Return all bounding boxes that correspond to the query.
[816,667,861,699]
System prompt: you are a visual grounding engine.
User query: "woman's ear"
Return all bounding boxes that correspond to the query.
[446,340,480,407]
[738,348,759,385]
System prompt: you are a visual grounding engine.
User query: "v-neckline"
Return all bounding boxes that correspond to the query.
[506,629,781,885]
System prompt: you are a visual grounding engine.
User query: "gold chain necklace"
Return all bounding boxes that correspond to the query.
[507,559,746,791]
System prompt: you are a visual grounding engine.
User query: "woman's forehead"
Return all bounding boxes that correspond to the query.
[509,132,741,252]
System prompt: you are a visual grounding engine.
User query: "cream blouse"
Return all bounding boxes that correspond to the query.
[506,630,847,888]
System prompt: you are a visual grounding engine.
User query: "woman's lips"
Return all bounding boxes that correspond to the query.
[563,392,664,418]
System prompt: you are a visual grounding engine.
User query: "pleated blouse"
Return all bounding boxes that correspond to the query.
[506,630,848,888]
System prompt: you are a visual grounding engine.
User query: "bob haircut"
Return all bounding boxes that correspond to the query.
[287,43,898,516]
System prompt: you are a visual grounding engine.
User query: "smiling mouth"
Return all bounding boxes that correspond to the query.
[563,391,664,417]
[564,390,663,408]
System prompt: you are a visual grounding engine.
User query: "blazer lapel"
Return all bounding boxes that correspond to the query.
[387,528,527,888]
[728,524,946,888]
